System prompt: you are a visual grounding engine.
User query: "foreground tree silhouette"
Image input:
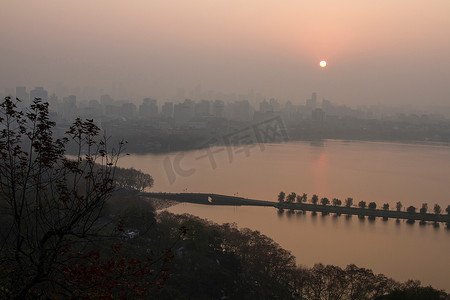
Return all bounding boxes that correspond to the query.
[0,97,172,298]
[0,97,122,297]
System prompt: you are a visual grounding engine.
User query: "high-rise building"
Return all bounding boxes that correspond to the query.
[100,94,114,106]
[174,99,194,124]
[121,102,137,119]
[212,100,225,118]
[312,108,325,122]
[161,102,174,118]
[259,99,272,113]
[230,100,251,122]
[88,99,103,117]
[306,92,317,109]
[30,87,48,103]
[139,98,158,119]
[63,95,77,120]
[269,98,280,112]
[195,100,211,116]
[322,98,332,113]
[48,93,59,111]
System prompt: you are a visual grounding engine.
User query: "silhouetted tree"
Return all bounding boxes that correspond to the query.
[420,203,428,214]
[433,204,441,215]
[320,197,330,206]
[294,193,307,203]
[368,202,377,210]
[383,203,389,210]
[286,192,296,203]
[345,197,353,207]
[332,198,342,206]
[129,211,447,299]
[446,205,450,215]
[396,201,403,212]
[311,194,319,205]
[358,201,367,209]
[114,166,154,192]
[376,280,448,300]
[278,191,286,203]
[0,97,173,299]
[301,193,308,202]
[0,97,124,298]
[407,206,417,214]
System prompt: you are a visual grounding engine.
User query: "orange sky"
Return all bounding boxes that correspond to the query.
[1,0,449,105]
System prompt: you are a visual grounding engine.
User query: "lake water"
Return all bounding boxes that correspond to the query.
[118,140,450,291]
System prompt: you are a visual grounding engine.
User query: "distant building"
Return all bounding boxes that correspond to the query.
[100,94,114,106]
[195,100,211,116]
[63,95,77,120]
[212,100,225,118]
[312,108,325,122]
[254,98,282,122]
[161,102,174,118]
[269,98,280,112]
[174,99,194,124]
[88,99,103,117]
[322,98,332,113]
[30,87,48,103]
[105,104,120,116]
[48,93,59,111]
[230,100,251,122]
[121,102,137,119]
[259,99,272,113]
[283,100,299,124]
[139,98,158,119]
[306,92,317,109]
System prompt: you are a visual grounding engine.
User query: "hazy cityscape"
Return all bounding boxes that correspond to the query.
[1,1,450,299]
[4,86,450,154]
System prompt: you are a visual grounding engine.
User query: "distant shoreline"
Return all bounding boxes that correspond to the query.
[123,138,450,155]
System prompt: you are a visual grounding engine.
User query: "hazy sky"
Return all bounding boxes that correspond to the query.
[1,0,450,106]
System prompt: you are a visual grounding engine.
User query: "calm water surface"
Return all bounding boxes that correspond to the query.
[118,140,450,291]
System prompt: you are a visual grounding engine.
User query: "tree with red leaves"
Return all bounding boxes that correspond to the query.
[0,97,175,299]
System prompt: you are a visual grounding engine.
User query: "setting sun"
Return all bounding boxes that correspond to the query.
[320,60,327,68]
